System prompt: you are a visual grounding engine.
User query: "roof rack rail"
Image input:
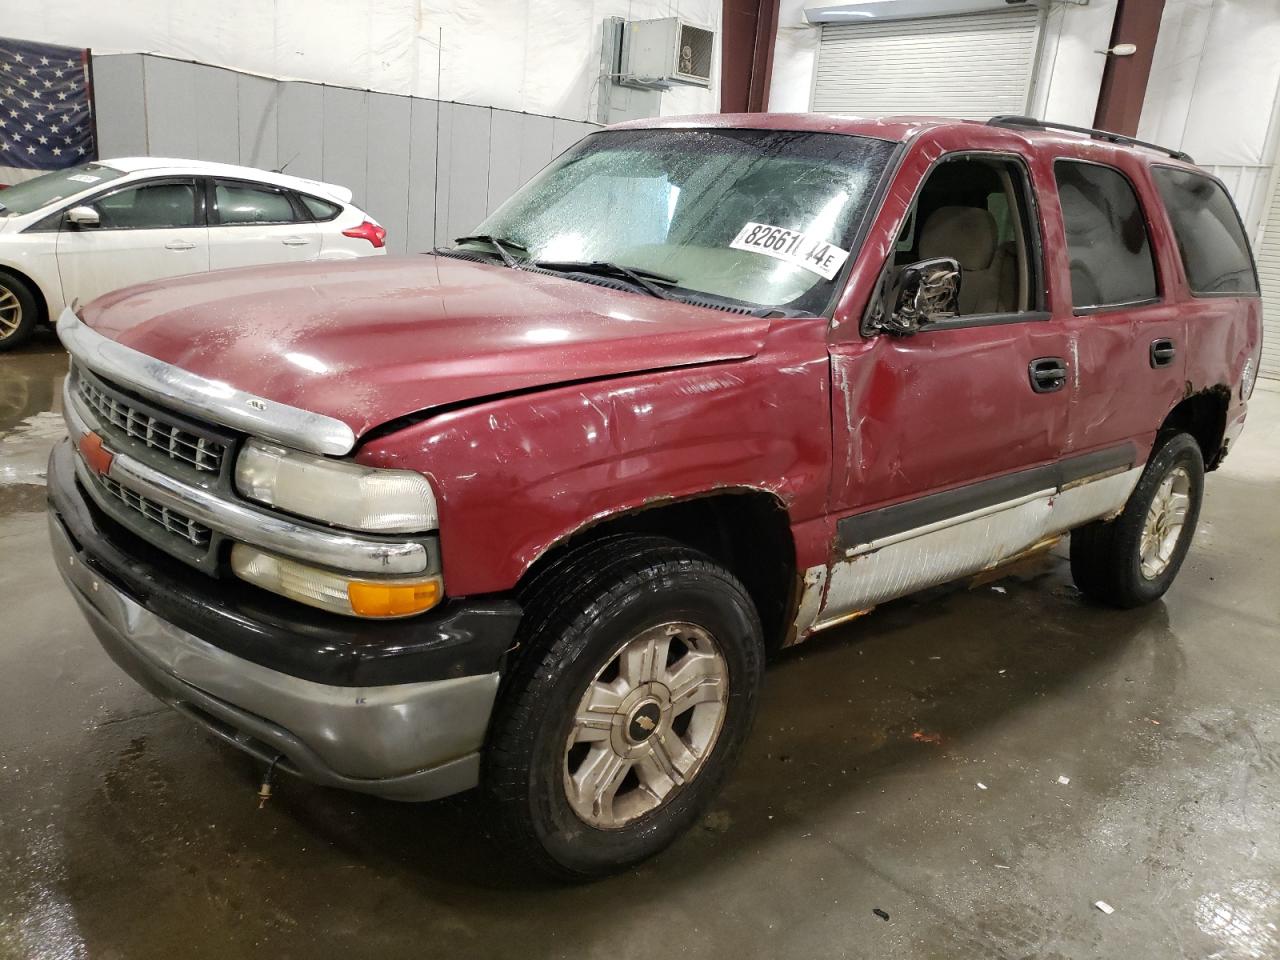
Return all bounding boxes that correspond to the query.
[987,115,1194,164]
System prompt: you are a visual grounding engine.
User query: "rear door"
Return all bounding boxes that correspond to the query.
[206,178,321,269]
[1050,157,1186,460]
[55,177,209,304]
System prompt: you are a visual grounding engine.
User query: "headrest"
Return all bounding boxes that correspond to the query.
[919,206,998,271]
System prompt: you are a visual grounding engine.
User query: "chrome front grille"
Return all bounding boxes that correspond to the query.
[76,375,226,474]
[96,471,213,547]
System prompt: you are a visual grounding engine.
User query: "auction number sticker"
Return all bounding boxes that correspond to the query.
[67,174,101,183]
[729,222,850,280]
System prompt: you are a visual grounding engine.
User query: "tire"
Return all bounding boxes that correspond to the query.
[481,534,765,879]
[0,270,39,352]
[1070,432,1205,608]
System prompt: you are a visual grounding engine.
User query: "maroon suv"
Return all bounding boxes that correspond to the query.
[48,113,1262,877]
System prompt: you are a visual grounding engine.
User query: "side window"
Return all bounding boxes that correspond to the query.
[299,194,342,221]
[1152,168,1258,296]
[896,155,1041,317]
[1054,161,1158,310]
[214,181,301,225]
[90,181,198,230]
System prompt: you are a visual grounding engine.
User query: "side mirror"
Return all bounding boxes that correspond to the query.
[879,257,961,334]
[67,206,100,229]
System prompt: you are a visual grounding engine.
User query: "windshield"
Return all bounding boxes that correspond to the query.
[469,128,897,314]
[0,163,125,216]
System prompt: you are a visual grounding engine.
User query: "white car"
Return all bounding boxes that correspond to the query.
[0,158,386,350]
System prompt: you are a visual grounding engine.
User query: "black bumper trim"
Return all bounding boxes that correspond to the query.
[48,439,521,687]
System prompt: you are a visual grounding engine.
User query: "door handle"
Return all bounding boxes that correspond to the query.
[281,237,311,246]
[1029,357,1068,393]
[1150,338,1176,368]
[165,240,196,251]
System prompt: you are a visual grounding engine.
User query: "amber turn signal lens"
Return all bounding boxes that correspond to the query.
[348,578,442,617]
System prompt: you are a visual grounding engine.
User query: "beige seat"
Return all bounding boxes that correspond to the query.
[918,206,1016,315]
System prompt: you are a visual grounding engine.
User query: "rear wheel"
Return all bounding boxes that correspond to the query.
[1070,432,1204,608]
[0,271,39,352]
[481,535,764,879]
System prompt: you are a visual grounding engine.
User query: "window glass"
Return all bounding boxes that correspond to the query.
[92,181,198,229]
[896,156,1038,317]
[1152,168,1258,295]
[0,163,126,217]
[300,194,342,220]
[472,128,897,314]
[1054,161,1158,309]
[215,182,298,224]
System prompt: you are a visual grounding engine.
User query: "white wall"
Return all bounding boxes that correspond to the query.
[768,0,1116,125]
[1138,0,1280,238]
[4,0,721,123]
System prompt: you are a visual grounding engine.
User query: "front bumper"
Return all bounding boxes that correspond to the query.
[48,439,519,801]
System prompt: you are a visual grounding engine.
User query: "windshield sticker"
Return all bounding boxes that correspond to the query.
[67,174,101,183]
[729,222,850,280]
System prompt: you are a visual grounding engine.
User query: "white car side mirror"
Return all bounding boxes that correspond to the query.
[67,206,101,228]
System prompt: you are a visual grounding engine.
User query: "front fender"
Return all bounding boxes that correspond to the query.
[356,321,833,596]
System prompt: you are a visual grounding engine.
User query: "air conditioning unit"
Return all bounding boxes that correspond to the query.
[619,18,714,90]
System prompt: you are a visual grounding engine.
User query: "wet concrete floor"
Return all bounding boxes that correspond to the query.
[2,331,1279,959]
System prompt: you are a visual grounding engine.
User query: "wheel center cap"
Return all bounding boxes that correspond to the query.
[626,700,662,744]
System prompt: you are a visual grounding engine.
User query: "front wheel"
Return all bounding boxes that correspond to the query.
[0,271,39,352]
[1070,432,1205,608]
[481,535,764,879]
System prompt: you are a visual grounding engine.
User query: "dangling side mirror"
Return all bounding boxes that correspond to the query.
[876,257,961,335]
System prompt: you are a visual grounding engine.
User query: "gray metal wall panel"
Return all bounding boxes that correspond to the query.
[142,57,198,158]
[237,73,279,170]
[406,97,439,254]
[365,93,412,255]
[435,103,491,247]
[276,82,325,183]
[517,113,556,187]
[90,54,148,157]
[322,85,369,204]
[193,65,240,165]
[487,110,525,213]
[551,119,597,158]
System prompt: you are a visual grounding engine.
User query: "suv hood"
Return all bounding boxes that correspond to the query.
[81,256,773,441]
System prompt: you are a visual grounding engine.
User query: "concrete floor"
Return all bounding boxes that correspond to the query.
[2,329,1279,960]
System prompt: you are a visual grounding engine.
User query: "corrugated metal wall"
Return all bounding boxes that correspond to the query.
[1256,175,1280,379]
[91,54,601,255]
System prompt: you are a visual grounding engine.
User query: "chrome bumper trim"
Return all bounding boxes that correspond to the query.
[50,513,496,798]
[65,377,430,576]
[57,307,357,457]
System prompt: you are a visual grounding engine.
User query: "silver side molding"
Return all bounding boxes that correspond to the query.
[57,307,357,457]
[65,379,430,576]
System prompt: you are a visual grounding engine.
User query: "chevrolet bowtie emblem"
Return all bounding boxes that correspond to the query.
[78,431,115,477]
[635,715,656,732]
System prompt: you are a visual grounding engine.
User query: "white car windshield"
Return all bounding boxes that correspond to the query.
[0,163,126,216]
[466,128,898,314]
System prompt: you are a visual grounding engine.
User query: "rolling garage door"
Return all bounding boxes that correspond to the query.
[812,9,1042,120]
[1257,178,1280,379]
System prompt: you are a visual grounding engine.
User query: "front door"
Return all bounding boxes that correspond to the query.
[819,150,1077,628]
[56,177,209,305]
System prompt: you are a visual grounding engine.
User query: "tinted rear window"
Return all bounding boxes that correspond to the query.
[300,194,342,220]
[1054,160,1159,310]
[1152,168,1258,296]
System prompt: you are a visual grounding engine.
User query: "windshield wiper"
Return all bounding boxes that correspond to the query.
[534,260,678,300]
[452,234,528,269]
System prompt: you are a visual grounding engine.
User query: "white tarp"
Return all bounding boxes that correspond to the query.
[3,0,721,123]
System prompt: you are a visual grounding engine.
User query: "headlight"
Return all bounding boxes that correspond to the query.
[235,439,437,533]
[231,545,442,618]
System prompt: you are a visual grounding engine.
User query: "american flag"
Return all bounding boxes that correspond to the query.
[0,36,96,183]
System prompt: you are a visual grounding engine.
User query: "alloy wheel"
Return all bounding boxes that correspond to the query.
[1139,465,1191,580]
[0,285,22,340]
[563,621,728,829]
